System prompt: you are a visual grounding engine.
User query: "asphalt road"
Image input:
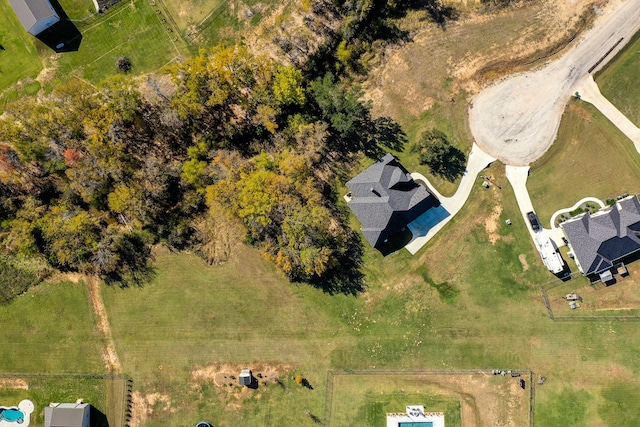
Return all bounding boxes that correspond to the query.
[469,0,640,166]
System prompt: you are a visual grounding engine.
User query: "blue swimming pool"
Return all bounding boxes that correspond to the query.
[0,408,25,423]
[398,423,433,427]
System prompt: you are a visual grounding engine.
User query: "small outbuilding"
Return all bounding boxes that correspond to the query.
[44,402,90,427]
[8,0,60,36]
[239,369,252,387]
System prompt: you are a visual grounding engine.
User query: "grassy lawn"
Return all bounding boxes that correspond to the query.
[527,100,640,225]
[327,371,519,427]
[0,374,128,426]
[0,0,43,92]
[595,29,640,128]
[0,280,104,373]
[51,0,183,85]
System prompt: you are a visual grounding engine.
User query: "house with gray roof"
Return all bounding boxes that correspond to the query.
[8,0,59,35]
[561,195,640,278]
[345,153,439,250]
[44,402,90,427]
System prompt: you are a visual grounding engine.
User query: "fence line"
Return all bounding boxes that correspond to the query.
[537,274,640,322]
[0,373,133,427]
[324,369,535,427]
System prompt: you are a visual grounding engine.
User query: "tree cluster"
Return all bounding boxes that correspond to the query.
[0,46,403,294]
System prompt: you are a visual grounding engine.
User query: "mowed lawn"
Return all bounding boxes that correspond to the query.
[0,0,42,91]
[0,280,104,372]
[52,0,183,85]
[102,246,352,426]
[596,30,640,128]
[527,100,640,225]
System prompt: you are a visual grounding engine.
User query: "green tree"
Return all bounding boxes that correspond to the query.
[417,128,465,181]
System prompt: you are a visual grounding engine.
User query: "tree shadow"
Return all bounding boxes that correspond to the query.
[438,145,466,181]
[35,0,82,52]
[104,265,157,289]
[90,406,109,427]
[308,229,365,296]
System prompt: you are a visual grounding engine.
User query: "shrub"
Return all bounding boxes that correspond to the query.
[116,56,132,73]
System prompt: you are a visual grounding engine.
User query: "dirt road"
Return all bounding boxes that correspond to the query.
[469,0,640,166]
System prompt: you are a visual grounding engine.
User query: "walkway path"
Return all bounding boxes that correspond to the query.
[405,144,495,254]
[575,75,640,153]
[549,197,606,230]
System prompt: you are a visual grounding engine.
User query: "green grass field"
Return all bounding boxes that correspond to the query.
[595,30,640,128]
[0,0,43,92]
[53,0,183,85]
[91,161,640,426]
[0,280,104,373]
[527,100,640,225]
[0,374,128,426]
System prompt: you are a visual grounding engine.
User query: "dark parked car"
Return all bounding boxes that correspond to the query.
[527,211,541,232]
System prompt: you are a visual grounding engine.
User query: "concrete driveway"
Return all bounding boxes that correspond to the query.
[405,144,495,254]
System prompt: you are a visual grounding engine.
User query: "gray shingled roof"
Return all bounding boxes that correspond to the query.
[7,0,58,34]
[561,196,640,275]
[44,403,90,427]
[346,153,438,248]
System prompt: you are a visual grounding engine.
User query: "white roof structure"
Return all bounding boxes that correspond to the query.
[386,405,445,427]
[8,0,59,35]
[534,229,564,273]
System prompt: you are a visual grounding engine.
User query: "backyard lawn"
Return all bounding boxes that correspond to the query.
[527,100,640,225]
[53,0,184,85]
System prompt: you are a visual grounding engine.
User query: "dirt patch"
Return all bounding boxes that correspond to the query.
[519,254,530,272]
[87,275,122,374]
[192,362,294,389]
[129,391,173,427]
[484,204,503,244]
[0,378,28,390]
[364,0,605,120]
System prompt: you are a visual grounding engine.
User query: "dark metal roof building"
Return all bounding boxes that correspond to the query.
[346,153,438,248]
[561,195,640,275]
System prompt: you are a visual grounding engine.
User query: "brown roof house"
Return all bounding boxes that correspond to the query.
[345,153,439,250]
[44,402,90,427]
[561,195,640,279]
[8,0,60,35]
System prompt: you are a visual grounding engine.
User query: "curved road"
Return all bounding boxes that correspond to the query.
[469,0,640,166]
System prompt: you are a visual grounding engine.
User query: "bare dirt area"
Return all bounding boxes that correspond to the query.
[365,0,607,120]
[470,0,640,165]
[129,391,173,427]
[190,362,295,402]
[87,275,122,374]
[484,204,503,244]
[0,378,29,390]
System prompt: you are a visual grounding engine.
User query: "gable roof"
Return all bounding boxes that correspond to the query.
[561,196,640,275]
[346,153,437,248]
[8,0,59,34]
[44,403,90,427]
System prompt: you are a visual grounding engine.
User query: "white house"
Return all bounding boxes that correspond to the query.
[8,0,60,36]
